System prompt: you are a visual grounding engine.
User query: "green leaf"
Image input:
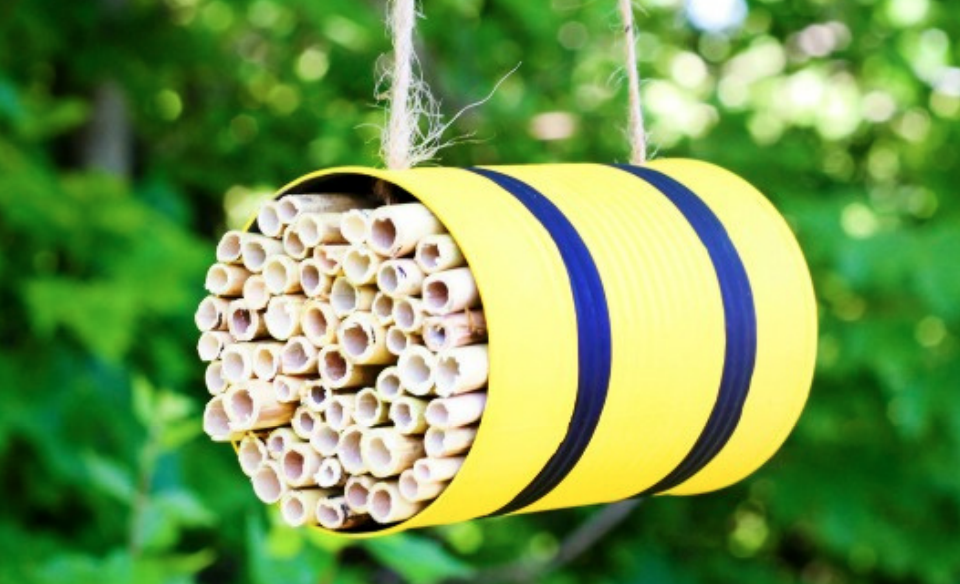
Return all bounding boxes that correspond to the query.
[83,452,136,504]
[365,533,475,584]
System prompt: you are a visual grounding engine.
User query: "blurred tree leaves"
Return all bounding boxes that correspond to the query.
[1,0,959,583]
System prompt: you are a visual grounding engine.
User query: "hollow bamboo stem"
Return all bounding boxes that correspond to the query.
[325,394,357,432]
[388,396,430,435]
[226,380,296,431]
[314,244,349,276]
[238,434,269,476]
[344,474,377,513]
[198,330,232,362]
[282,227,309,260]
[318,345,380,389]
[203,395,243,442]
[422,268,480,316]
[425,393,487,429]
[315,457,347,488]
[337,425,368,475]
[424,426,478,458]
[299,259,333,299]
[221,342,258,383]
[368,481,424,524]
[391,296,426,333]
[338,312,392,365]
[422,309,487,352]
[281,336,319,375]
[316,495,367,530]
[206,264,251,296]
[330,277,376,317]
[227,300,269,341]
[273,375,307,404]
[215,231,245,264]
[361,428,425,478]
[372,292,395,326]
[354,387,390,427]
[377,260,425,298]
[252,342,284,381]
[310,422,341,457]
[205,361,228,395]
[413,456,464,483]
[300,300,339,346]
[301,381,329,412]
[241,234,285,273]
[242,275,271,310]
[397,345,437,396]
[415,234,465,274]
[375,366,404,402]
[264,295,306,340]
[281,488,330,527]
[257,200,284,238]
[294,212,344,247]
[435,345,489,397]
[263,255,302,295]
[281,441,324,487]
[399,469,447,502]
[251,461,287,504]
[267,427,301,459]
[291,405,322,439]
[368,203,444,258]
[343,245,382,285]
[195,296,230,331]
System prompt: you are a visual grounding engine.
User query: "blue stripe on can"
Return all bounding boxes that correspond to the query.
[466,167,613,516]
[612,164,758,495]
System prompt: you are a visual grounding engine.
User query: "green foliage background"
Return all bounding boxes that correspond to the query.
[1,0,958,582]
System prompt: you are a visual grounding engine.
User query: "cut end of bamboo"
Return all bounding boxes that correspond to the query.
[242,275,271,310]
[216,231,244,264]
[368,481,424,524]
[377,260,424,297]
[311,422,341,458]
[300,260,332,298]
[196,296,228,331]
[282,228,308,260]
[291,406,321,439]
[264,255,301,295]
[222,344,255,383]
[253,343,282,381]
[435,345,489,397]
[239,435,268,476]
[344,475,374,514]
[281,490,318,527]
[398,346,436,396]
[415,234,465,274]
[257,201,283,237]
[372,292,395,326]
[340,313,391,365]
[376,367,404,402]
[282,443,323,487]
[354,388,388,428]
[198,330,231,362]
[205,361,227,395]
[425,426,478,458]
[316,457,346,488]
[316,496,364,530]
[252,462,286,504]
[265,296,303,341]
[301,301,338,346]
[281,337,318,375]
[423,268,479,316]
[343,245,381,286]
[337,426,367,475]
[203,396,238,441]
[361,429,424,478]
[241,236,283,273]
[267,427,299,459]
[341,208,371,246]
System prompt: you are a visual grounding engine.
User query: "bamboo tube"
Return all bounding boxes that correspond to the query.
[203,395,242,442]
[389,396,430,435]
[325,394,356,432]
[281,336,319,375]
[281,441,323,487]
[195,296,230,331]
[242,275,271,311]
[337,425,368,475]
[225,380,296,431]
[435,345,489,397]
[425,393,487,429]
[338,312,392,365]
[206,263,251,296]
[295,212,344,247]
[354,387,390,427]
[251,461,287,504]
[238,434,269,476]
[415,234,465,275]
[267,427,300,459]
[318,345,380,389]
[205,360,227,395]
[372,292,395,326]
[330,277,376,317]
[368,481,425,524]
[301,300,340,346]
[300,259,333,299]
[342,245,382,286]
[252,342,283,381]
[311,422,341,457]
[422,268,480,316]
[341,208,372,245]
[315,457,347,488]
[221,342,258,383]
[198,330,232,362]
[282,228,309,260]
[391,296,426,333]
[281,489,330,527]
[413,456,465,483]
[375,366,404,402]
[314,244,349,276]
[424,426,478,458]
[227,300,268,342]
[361,428,425,478]
[397,345,436,396]
[377,260,425,297]
[301,381,329,412]
[216,231,245,264]
[344,474,376,513]
[273,375,306,404]
[368,203,444,258]
[264,295,305,340]
[241,234,285,273]
[316,495,367,530]
[263,255,302,295]
[386,326,413,357]
[422,310,487,352]
[277,194,363,223]
[257,200,284,238]
[399,469,447,503]
[291,405,322,439]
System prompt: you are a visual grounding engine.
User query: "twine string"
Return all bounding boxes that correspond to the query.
[382,0,417,170]
[618,0,648,165]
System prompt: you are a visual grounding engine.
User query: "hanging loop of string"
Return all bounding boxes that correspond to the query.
[618,0,648,165]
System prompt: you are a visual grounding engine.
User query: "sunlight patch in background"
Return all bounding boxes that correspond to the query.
[685,0,747,33]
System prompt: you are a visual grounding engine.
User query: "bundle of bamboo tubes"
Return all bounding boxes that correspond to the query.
[196,196,488,530]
